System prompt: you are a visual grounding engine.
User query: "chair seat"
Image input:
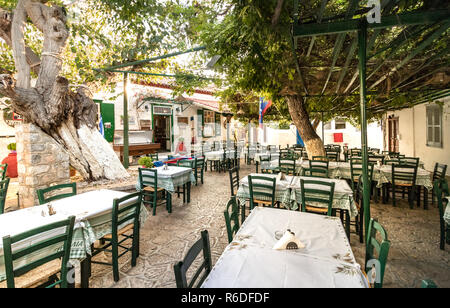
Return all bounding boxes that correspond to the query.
[143,186,164,192]
[254,199,273,206]
[102,224,134,240]
[395,183,413,187]
[0,259,61,288]
[305,205,329,214]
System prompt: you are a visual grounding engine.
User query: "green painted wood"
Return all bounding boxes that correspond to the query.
[123,73,129,169]
[369,21,450,90]
[90,192,142,282]
[433,179,449,250]
[248,175,276,210]
[139,168,164,216]
[99,46,206,72]
[358,20,371,239]
[300,179,335,216]
[293,9,450,37]
[36,183,77,205]
[224,196,240,243]
[365,218,390,288]
[306,0,329,57]
[2,216,75,288]
[174,230,212,288]
[0,178,10,215]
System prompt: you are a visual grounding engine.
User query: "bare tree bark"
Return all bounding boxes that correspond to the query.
[286,94,326,158]
[272,0,284,26]
[0,1,129,181]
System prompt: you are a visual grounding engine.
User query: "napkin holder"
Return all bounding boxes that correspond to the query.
[47,204,56,216]
[273,230,305,250]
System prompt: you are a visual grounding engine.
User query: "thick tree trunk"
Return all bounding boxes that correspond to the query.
[0,1,129,181]
[286,94,326,158]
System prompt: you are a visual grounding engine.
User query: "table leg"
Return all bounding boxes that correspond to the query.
[345,210,350,240]
[187,181,191,203]
[256,162,259,173]
[424,187,428,210]
[80,258,90,288]
[416,186,421,208]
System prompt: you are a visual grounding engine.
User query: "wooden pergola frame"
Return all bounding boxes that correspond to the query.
[291,0,450,238]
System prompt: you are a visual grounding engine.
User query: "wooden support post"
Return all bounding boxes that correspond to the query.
[358,20,371,240]
[123,73,129,169]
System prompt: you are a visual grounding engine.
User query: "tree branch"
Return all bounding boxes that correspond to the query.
[271,0,284,26]
[11,0,31,88]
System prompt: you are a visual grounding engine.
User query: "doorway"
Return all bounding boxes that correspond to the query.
[388,116,399,153]
[154,115,171,152]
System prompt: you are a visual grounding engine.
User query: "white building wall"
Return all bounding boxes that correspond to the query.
[317,120,383,150]
[385,97,450,171]
[0,111,17,160]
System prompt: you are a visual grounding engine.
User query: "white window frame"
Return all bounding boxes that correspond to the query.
[426,104,443,148]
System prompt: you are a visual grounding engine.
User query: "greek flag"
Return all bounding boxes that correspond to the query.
[259,97,272,129]
[99,115,105,137]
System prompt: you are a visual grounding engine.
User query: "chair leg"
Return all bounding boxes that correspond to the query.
[112,240,120,282]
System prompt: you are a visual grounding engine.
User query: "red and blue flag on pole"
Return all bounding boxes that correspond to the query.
[259,97,272,128]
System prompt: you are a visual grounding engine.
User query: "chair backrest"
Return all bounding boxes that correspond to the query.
[111,192,142,244]
[174,230,212,288]
[300,179,335,216]
[149,153,159,161]
[2,216,75,288]
[229,167,240,196]
[37,183,77,205]
[421,279,438,288]
[139,168,157,191]
[434,179,449,226]
[0,163,7,180]
[365,218,391,288]
[325,150,339,162]
[384,158,400,165]
[178,159,195,169]
[392,165,418,186]
[307,159,329,178]
[279,158,296,175]
[196,157,205,170]
[368,154,385,165]
[248,175,276,209]
[351,148,362,157]
[400,157,419,168]
[0,177,11,214]
[433,163,447,181]
[224,196,240,243]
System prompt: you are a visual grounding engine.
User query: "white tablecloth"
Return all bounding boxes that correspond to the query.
[444,197,450,225]
[202,207,368,288]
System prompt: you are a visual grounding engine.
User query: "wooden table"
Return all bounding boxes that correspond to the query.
[113,143,161,161]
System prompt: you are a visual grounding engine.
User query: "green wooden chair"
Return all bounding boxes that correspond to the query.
[0,177,10,215]
[400,157,419,168]
[248,175,276,210]
[149,153,159,161]
[368,154,385,165]
[224,196,242,243]
[194,157,205,185]
[229,167,240,197]
[36,183,77,205]
[300,179,335,216]
[1,216,75,288]
[365,218,390,288]
[431,163,447,205]
[326,150,339,162]
[434,179,449,250]
[390,164,418,208]
[259,154,272,174]
[304,159,329,178]
[384,158,400,165]
[177,159,195,201]
[350,158,375,193]
[421,279,438,288]
[278,158,296,176]
[351,148,361,157]
[139,168,170,215]
[174,230,212,288]
[90,192,142,282]
[0,163,7,180]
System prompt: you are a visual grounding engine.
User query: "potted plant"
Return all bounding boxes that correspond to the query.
[1,143,18,178]
[138,156,154,168]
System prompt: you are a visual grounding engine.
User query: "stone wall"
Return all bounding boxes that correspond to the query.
[16,123,70,207]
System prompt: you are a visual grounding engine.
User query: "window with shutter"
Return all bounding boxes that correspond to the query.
[426,104,443,148]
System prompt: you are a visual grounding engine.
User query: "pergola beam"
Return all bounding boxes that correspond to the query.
[293,9,450,37]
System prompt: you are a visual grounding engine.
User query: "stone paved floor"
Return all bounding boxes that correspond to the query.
[4,163,450,288]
